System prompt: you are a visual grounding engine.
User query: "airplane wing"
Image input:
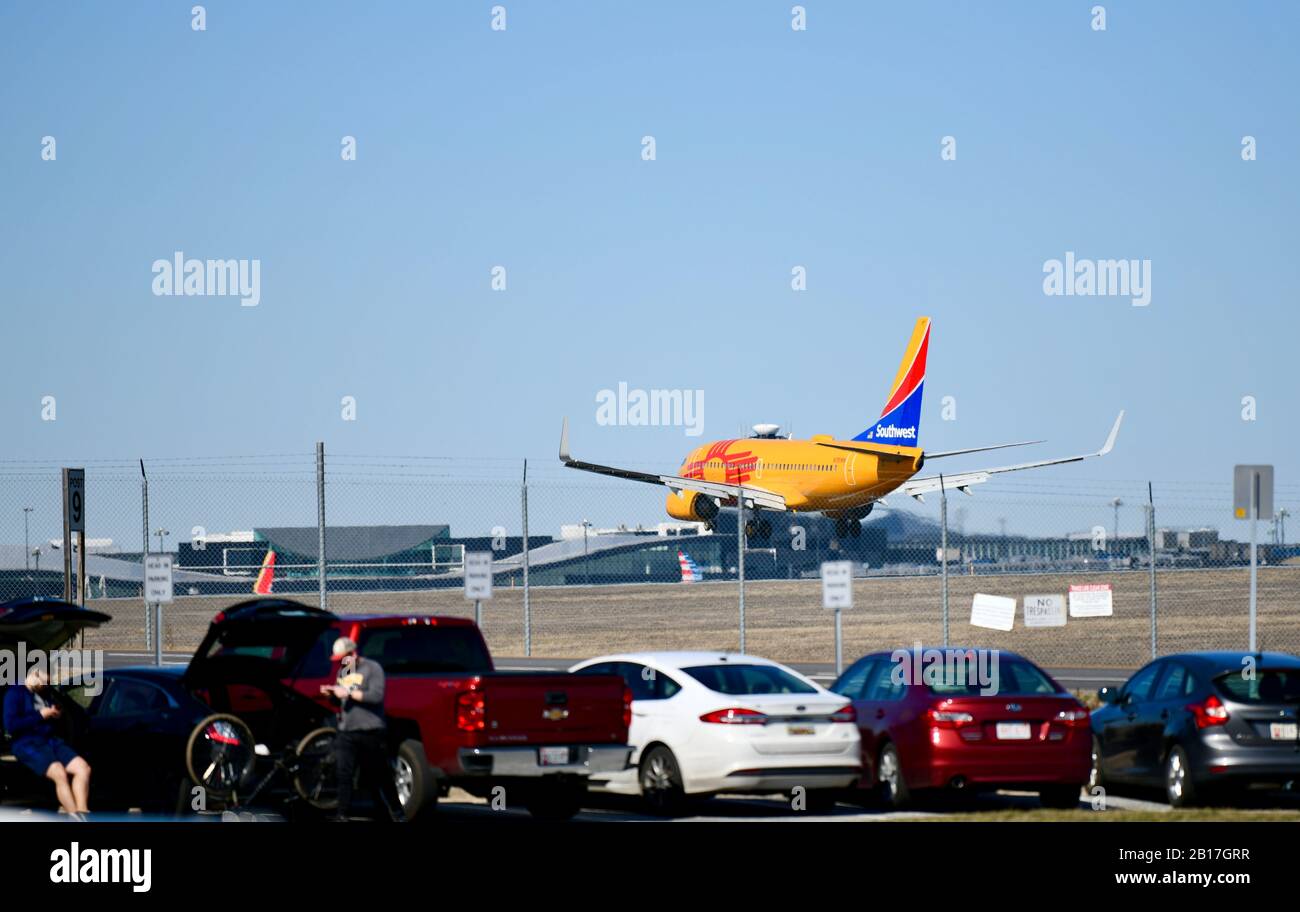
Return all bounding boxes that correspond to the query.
[559,418,788,511]
[899,411,1124,502]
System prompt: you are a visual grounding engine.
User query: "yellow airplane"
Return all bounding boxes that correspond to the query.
[560,317,1124,538]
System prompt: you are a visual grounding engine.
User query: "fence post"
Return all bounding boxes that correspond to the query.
[316,441,327,611]
[1147,481,1157,659]
[522,460,531,657]
[140,459,151,653]
[738,487,746,654]
[940,474,949,648]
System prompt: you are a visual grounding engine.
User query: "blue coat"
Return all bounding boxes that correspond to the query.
[3,685,52,743]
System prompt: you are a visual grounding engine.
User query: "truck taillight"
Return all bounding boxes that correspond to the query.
[699,708,768,725]
[829,704,856,723]
[1187,693,1229,729]
[456,689,486,732]
[622,686,633,729]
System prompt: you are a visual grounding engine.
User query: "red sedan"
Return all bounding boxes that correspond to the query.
[830,648,1091,809]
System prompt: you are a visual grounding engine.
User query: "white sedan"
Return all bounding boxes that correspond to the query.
[569,651,861,814]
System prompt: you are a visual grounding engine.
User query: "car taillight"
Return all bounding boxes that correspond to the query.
[829,704,856,723]
[700,708,768,725]
[927,708,975,728]
[622,685,633,729]
[1187,693,1229,729]
[1056,707,1091,726]
[456,681,486,732]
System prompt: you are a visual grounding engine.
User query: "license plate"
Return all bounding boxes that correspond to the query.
[539,746,571,766]
[787,725,815,736]
[996,722,1032,740]
[1270,723,1298,741]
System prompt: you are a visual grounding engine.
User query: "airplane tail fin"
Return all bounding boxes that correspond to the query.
[677,550,703,583]
[853,316,930,445]
[253,549,276,595]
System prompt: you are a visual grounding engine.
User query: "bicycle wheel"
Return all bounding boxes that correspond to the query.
[292,726,340,810]
[186,713,257,803]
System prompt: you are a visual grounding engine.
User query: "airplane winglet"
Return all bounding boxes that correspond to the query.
[559,417,572,463]
[1098,410,1124,457]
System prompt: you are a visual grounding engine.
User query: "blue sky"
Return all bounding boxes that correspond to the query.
[1,1,1297,541]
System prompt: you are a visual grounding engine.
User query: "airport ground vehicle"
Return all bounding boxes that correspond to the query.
[569,652,860,815]
[830,648,1091,809]
[1090,651,1300,807]
[194,599,633,820]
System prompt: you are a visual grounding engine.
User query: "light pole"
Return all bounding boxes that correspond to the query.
[1110,497,1123,545]
[1278,508,1290,548]
[22,507,33,572]
[154,528,170,555]
[581,520,591,585]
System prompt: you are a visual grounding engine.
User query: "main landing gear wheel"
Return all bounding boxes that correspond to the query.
[834,517,861,539]
[186,713,257,803]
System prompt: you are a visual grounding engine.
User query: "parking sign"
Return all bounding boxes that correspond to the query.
[144,554,174,604]
[464,552,494,601]
[64,468,85,533]
[821,561,853,610]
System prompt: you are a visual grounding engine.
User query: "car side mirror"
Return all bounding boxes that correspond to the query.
[1097,686,1117,705]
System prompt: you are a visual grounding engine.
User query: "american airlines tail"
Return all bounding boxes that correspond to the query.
[853,316,930,445]
[253,549,276,594]
[677,550,703,583]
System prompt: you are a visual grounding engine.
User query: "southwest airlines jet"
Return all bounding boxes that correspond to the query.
[560,318,1123,538]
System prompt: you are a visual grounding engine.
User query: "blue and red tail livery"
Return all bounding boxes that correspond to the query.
[854,316,929,444]
[677,550,703,582]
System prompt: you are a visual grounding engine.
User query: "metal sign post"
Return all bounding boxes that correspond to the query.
[1234,465,1274,652]
[737,487,746,655]
[464,552,494,629]
[939,473,949,648]
[144,554,174,666]
[822,560,853,675]
[522,460,531,656]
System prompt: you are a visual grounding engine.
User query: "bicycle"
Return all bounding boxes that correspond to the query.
[186,713,339,812]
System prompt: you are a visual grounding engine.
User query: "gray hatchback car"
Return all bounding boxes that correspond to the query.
[1090,652,1300,807]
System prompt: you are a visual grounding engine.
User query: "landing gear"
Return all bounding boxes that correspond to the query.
[834,517,861,539]
[743,518,772,540]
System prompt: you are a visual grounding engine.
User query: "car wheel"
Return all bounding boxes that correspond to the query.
[639,745,688,817]
[1088,736,1107,792]
[877,743,911,810]
[1038,784,1084,809]
[1165,745,1200,808]
[394,739,438,821]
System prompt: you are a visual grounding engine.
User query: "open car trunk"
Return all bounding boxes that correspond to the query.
[182,599,340,746]
[0,598,110,655]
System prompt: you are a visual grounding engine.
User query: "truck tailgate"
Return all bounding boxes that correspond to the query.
[480,673,627,746]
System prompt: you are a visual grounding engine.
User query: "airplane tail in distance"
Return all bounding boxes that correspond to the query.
[854,316,930,445]
[677,550,703,583]
[253,550,276,595]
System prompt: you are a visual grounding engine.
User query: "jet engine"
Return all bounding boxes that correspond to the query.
[666,489,720,523]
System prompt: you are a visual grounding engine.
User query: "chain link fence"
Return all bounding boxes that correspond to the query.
[2,451,1297,672]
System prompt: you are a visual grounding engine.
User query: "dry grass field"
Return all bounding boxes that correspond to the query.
[80,566,1300,669]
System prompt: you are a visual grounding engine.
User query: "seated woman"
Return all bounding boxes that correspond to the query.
[3,668,91,819]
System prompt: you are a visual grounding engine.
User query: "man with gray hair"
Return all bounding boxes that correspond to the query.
[321,636,406,822]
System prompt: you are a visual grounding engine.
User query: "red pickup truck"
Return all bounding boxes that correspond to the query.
[187,598,633,820]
